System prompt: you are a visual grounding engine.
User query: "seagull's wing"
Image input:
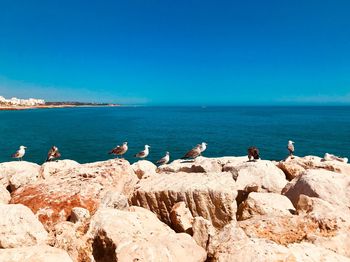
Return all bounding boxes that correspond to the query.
[11,150,20,158]
[109,145,122,154]
[135,150,146,158]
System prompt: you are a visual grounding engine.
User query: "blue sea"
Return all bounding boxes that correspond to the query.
[0,106,349,164]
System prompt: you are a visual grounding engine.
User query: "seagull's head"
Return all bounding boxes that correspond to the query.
[166,151,170,155]
[20,146,27,150]
[202,142,208,146]
[145,145,151,149]
[288,140,295,144]
[123,142,128,146]
[52,146,58,150]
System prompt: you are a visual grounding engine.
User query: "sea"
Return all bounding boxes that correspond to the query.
[0,106,349,164]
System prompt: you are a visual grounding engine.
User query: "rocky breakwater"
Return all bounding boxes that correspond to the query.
[0,155,348,261]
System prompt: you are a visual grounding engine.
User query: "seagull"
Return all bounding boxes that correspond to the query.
[157,151,170,165]
[134,145,150,158]
[109,142,128,158]
[287,140,295,157]
[199,142,207,155]
[12,146,27,161]
[46,146,61,162]
[248,146,260,161]
[182,144,202,160]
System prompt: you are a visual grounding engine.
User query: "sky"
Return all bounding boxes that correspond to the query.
[0,0,349,105]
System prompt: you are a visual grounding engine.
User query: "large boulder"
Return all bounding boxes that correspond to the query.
[296,195,350,257]
[223,160,288,194]
[0,245,73,262]
[237,192,295,221]
[277,156,350,180]
[238,214,338,246]
[0,161,40,191]
[0,204,48,248]
[99,191,129,210]
[10,159,138,230]
[131,160,157,179]
[53,221,92,262]
[287,242,350,262]
[130,171,237,228]
[39,160,80,179]
[209,223,349,262]
[157,157,223,173]
[87,207,207,262]
[283,169,350,208]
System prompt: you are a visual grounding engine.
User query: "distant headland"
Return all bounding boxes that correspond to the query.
[0,96,120,110]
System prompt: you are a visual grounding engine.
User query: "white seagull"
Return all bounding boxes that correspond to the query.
[287,140,295,157]
[135,145,150,158]
[157,151,170,165]
[12,145,27,161]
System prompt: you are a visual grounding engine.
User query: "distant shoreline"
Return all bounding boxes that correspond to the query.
[0,104,121,111]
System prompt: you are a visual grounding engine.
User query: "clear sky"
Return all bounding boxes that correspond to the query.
[0,0,349,105]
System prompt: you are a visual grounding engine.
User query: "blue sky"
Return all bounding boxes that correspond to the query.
[0,0,349,105]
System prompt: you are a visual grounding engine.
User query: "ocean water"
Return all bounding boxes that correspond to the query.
[0,106,349,164]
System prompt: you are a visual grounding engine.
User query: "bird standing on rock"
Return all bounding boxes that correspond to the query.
[248,146,260,161]
[182,144,202,160]
[12,146,27,161]
[287,140,295,157]
[46,146,61,162]
[157,151,170,165]
[109,142,128,158]
[134,145,150,158]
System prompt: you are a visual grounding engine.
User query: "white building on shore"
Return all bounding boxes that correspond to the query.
[0,96,45,106]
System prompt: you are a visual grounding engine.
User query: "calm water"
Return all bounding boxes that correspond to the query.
[0,106,349,164]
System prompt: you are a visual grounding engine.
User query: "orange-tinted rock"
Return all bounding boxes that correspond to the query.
[10,159,138,230]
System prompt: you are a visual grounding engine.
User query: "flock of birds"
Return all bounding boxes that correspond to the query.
[10,140,296,164]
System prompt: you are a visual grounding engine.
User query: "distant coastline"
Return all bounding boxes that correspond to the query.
[0,96,120,110]
[0,103,120,111]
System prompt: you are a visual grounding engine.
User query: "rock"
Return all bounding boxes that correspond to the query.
[87,207,207,262]
[211,237,291,262]
[283,169,350,208]
[10,159,138,230]
[130,171,237,228]
[192,216,216,251]
[223,160,288,193]
[0,185,11,204]
[40,160,80,179]
[158,157,223,173]
[0,245,73,262]
[0,161,40,191]
[278,156,350,180]
[100,191,129,210]
[287,242,350,262]
[53,221,92,262]
[277,161,306,180]
[296,195,350,257]
[70,207,90,224]
[237,192,295,221]
[131,160,157,179]
[209,222,349,261]
[170,202,194,233]
[238,214,338,246]
[0,204,48,248]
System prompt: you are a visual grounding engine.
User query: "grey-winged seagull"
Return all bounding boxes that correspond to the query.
[12,145,27,161]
